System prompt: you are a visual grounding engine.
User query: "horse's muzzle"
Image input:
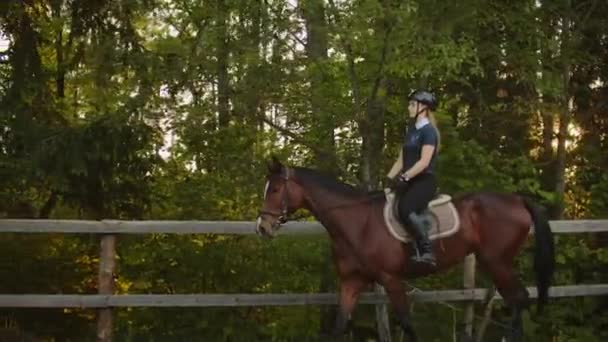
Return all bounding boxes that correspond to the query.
[255,216,278,238]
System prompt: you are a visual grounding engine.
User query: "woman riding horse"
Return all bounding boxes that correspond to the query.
[386,89,440,267]
[257,158,554,342]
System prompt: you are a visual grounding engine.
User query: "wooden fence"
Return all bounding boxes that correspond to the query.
[1,219,607,342]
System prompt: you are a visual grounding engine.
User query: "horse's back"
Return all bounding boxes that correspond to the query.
[452,191,532,216]
[452,191,534,252]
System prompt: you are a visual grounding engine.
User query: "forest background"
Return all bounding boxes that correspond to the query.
[1,0,607,340]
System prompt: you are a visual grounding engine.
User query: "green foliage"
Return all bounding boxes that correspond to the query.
[111,234,331,340]
[589,174,608,218]
[0,0,607,340]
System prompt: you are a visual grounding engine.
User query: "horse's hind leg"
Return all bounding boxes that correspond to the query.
[381,276,417,342]
[503,281,529,342]
[478,258,529,342]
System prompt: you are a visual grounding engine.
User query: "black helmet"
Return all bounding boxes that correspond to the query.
[409,90,438,111]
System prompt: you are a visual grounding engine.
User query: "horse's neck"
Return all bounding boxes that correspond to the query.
[298,180,368,237]
[301,186,341,217]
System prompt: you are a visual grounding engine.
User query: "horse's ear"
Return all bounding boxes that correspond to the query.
[267,155,283,174]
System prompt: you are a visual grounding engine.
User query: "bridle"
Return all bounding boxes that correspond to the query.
[257,167,389,228]
[258,167,293,226]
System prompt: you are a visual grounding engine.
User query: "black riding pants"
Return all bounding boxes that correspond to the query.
[396,173,437,223]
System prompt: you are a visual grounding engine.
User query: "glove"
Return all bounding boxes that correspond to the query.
[397,172,409,183]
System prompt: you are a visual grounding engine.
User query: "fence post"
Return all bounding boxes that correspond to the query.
[374,283,392,342]
[463,254,476,338]
[97,234,116,342]
[475,289,497,342]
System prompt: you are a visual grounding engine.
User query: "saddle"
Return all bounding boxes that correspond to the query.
[383,191,461,243]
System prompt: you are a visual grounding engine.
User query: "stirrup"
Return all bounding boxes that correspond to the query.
[411,254,436,267]
[411,245,436,266]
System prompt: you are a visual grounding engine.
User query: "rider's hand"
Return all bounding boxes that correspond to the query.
[397,172,409,183]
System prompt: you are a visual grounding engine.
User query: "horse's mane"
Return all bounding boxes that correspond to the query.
[293,167,371,198]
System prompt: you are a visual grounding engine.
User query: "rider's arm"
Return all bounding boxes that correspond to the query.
[386,149,403,179]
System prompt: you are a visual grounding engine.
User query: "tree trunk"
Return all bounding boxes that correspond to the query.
[97,235,116,342]
[216,0,230,128]
[302,0,336,174]
[553,3,571,219]
[359,6,392,341]
[538,13,555,192]
[238,0,263,126]
[301,1,340,335]
[43,0,65,219]
[39,192,58,219]
[360,94,386,190]
[358,1,390,191]
[540,104,555,190]
[51,0,65,99]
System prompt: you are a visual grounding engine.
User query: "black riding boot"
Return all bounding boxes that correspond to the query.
[407,211,436,266]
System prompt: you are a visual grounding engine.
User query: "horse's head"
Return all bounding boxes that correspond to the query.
[255,157,306,238]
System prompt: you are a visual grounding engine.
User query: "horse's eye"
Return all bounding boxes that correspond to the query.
[271,187,279,193]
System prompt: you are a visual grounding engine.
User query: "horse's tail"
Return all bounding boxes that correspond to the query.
[522,197,555,314]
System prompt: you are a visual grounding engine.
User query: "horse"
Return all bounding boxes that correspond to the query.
[255,157,555,342]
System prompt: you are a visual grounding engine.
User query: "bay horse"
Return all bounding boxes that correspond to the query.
[255,157,555,342]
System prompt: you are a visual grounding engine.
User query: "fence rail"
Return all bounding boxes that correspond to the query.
[1,218,607,342]
[1,219,608,234]
[1,219,607,309]
[0,284,606,308]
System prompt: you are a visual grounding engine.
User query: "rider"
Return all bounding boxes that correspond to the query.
[386,89,440,267]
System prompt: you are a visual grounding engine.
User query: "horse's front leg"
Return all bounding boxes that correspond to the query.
[381,276,418,342]
[332,275,369,337]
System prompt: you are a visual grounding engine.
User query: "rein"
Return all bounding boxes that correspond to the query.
[313,190,387,215]
[259,167,393,224]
